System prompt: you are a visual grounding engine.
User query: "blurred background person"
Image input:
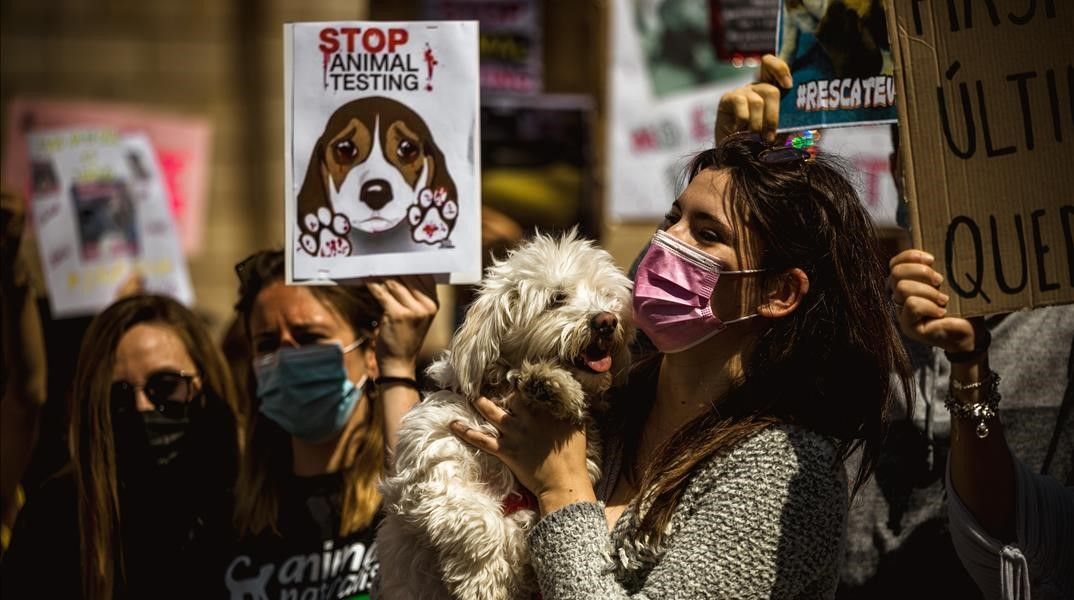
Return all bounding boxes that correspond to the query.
[218,250,435,598]
[1,294,241,598]
[0,185,47,550]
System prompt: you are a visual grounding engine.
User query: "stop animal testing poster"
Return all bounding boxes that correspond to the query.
[885,0,1074,316]
[284,21,481,284]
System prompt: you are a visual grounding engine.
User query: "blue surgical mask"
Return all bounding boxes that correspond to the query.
[254,340,367,443]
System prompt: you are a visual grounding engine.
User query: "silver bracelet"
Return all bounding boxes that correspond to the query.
[944,370,1002,438]
[950,369,997,392]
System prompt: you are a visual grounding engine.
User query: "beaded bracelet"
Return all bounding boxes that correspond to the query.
[944,370,1001,439]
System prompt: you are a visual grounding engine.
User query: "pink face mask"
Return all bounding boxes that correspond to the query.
[632,230,765,354]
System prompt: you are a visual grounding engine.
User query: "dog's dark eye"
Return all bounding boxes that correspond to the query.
[548,291,568,308]
[334,140,358,162]
[397,139,419,162]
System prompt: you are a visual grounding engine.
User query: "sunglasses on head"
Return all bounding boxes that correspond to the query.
[731,132,815,166]
[110,370,198,419]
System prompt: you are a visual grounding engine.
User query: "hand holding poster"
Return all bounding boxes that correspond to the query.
[284,21,481,284]
[29,128,194,317]
[884,0,1073,316]
[776,0,896,130]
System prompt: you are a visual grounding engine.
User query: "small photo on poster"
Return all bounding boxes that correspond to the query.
[30,159,60,196]
[71,179,139,261]
[776,0,895,131]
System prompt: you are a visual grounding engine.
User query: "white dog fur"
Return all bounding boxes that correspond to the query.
[377,230,634,600]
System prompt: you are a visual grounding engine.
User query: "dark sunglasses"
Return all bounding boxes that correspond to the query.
[110,370,198,419]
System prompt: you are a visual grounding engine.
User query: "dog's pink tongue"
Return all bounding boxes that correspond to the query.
[586,355,613,373]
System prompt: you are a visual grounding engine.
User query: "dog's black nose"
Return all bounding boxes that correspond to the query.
[360,179,393,210]
[590,312,618,338]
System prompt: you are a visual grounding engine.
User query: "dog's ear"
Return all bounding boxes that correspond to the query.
[297,139,330,235]
[445,284,513,398]
[424,137,457,202]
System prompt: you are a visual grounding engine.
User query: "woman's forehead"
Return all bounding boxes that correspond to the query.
[681,169,735,219]
[250,283,346,332]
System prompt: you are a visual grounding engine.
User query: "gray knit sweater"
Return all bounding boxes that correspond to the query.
[528,425,849,599]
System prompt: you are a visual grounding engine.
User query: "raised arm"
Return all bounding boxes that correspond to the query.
[366,275,438,453]
[890,249,1016,540]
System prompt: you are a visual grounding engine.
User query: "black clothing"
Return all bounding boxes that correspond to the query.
[216,472,378,600]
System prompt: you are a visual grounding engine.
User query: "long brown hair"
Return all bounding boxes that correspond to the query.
[69,295,239,598]
[232,250,385,537]
[621,135,913,542]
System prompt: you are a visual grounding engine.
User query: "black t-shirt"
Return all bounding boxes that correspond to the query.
[1,469,221,599]
[218,472,379,600]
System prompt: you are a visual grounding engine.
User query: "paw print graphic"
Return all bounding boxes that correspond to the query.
[300,207,352,257]
[408,187,458,245]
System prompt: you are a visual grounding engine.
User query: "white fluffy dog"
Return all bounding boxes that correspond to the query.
[377,230,634,600]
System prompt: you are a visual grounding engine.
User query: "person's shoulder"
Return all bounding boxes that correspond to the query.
[693,424,844,496]
[21,467,78,514]
[731,424,841,470]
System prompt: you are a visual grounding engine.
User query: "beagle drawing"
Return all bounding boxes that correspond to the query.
[297,96,459,257]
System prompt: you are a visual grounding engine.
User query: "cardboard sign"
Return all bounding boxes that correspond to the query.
[2,98,212,255]
[608,0,753,221]
[776,0,897,131]
[28,128,194,317]
[884,0,1074,316]
[283,21,481,284]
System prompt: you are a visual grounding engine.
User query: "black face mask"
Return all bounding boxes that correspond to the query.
[111,407,193,485]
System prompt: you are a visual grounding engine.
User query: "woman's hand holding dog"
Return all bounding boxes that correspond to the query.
[715,54,793,144]
[451,394,597,517]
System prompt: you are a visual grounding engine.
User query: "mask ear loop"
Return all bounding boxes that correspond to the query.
[341,336,367,354]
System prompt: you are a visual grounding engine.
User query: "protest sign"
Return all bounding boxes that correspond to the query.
[424,0,542,94]
[608,0,752,221]
[816,125,899,227]
[3,98,212,255]
[283,21,481,284]
[776,0,897,131]
[710,0,779,63]
[884,0,1074,316]
[28,128,194,317]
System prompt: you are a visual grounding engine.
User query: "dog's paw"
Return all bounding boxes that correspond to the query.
[299,207,352,257]
[516,362,586,423]
[409,187,458,245]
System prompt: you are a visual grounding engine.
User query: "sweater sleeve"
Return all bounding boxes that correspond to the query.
[947,457,1074,600]
[528,428,848,600]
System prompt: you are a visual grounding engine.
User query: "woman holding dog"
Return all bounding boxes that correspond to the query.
[219,250,436,599]
[453,55,913,599]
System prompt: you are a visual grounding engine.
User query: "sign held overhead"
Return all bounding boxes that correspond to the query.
[884,0,1074,316]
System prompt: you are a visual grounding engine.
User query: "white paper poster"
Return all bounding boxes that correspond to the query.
[284,21,481,284]
[816,125,899,227]
[28,128,194,317]
[608,0,753,222]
